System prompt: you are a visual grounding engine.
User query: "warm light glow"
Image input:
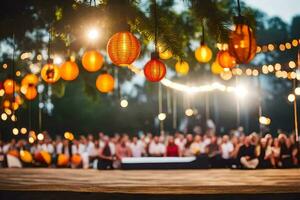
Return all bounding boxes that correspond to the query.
[120,99,128,108]
[288,94,296,102]
[11,114,17,122]
[20,127,27,134]
[53,56,63,65]
[3,63,8,69]
[235,86,248,99]
[87,28,100,41]
[158,113,166,121]
[37,133,44,141]
[259,116,271,125]
[28,137,35,144]
[289,61,296,69]
[12,128,19,135]
[0,89,4,97]
[195,44,212,63]
[185,108,194,116]
[295,87,300,96]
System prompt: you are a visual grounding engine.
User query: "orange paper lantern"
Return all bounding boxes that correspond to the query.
[217,50,236,69]
[71,154,82,166]
[20,150,33,163]
[107,31,141,67]
[195,44,212,63]
[21,74,39,86]
[144,53,166,82]
[82,50,104,72]
[60,61,79,81]
[57,154,69,167]
[96,73,115,93]
[41,63,60,84]
[228,19,257,64]
[3,79,17,95]
[24,86,37,100]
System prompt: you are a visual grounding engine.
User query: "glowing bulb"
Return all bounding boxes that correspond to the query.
[158,113,166,121]
[37,133,44,141]
[259,116,271,125]
[120,99,128,108]
[1,113,7,121]
[185,108,194,116]
[28,137,35,144]
[295,87,300,96]
[235,86,248,98]
[288,94,296,102]
[11,114,17,122]
[12,128,19,135]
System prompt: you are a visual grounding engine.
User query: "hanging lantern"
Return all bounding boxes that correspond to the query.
[211,60,224,74]
[60,61,79,81]
[96,73,114,93]
[41,60,60,84]
[21,74,39,86]
[228,22,257,64]
[217,50,236,69]
[144,52,166,82]
[158,44,173,60]
[24,85,37,100]
[82,50,104,72]
[195,44,212,63]
[175,60,189,75]
[228,0,257,64]
[3,79,16,95]
[107,31,141,67]
[220,70,233,81]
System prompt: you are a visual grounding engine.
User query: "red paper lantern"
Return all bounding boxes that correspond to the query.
[144,53,166,82]
[107,31,141,67]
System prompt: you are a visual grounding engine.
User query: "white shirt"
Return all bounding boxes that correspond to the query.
[221,142,234,159]
[130,142,144,157]
[149,142,165,156]
[190,142,207,154]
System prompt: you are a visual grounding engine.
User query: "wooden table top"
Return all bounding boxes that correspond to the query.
[0,168,300,194]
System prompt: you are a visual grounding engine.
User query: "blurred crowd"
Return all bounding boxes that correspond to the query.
[0,129,299,169]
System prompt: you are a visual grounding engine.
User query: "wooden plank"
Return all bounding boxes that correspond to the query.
[0,169,300,194]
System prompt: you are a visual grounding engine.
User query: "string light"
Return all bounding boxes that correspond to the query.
[120,99,128,108]
[185,108,194,116]
[288,94,296,102]
[20,128,27,134]
[12,128,19,135]
[158,113,166,121]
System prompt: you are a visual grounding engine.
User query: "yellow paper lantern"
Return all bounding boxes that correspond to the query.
[96,73,114,93]
[175,61,189,75]
[20,150,33,163]
[107,31,141,67]
[211,60,224,74]
[41,63,60,84]
[60,61,79,81]
[21,74,39,86]
[195,44,212,63]
[82,50,104,72]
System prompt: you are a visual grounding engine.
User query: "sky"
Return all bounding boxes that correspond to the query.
[245,0,300,23]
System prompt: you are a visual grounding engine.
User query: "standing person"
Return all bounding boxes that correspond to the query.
[165,136,180,157]
[220,135,234,168]
[238,136,259,169]
[98,136,115,170]
[148,136,165,157]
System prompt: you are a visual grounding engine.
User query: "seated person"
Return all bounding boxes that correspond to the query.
[238,136,259,169]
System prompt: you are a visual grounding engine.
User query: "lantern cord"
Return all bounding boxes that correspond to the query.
[48,25,52,61]
[153,0,158,52]
[201,20,205,45]
[237,0,241,16]
[12,33,16,118]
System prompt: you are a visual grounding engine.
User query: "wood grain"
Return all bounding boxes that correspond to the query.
[0,169,300,194]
